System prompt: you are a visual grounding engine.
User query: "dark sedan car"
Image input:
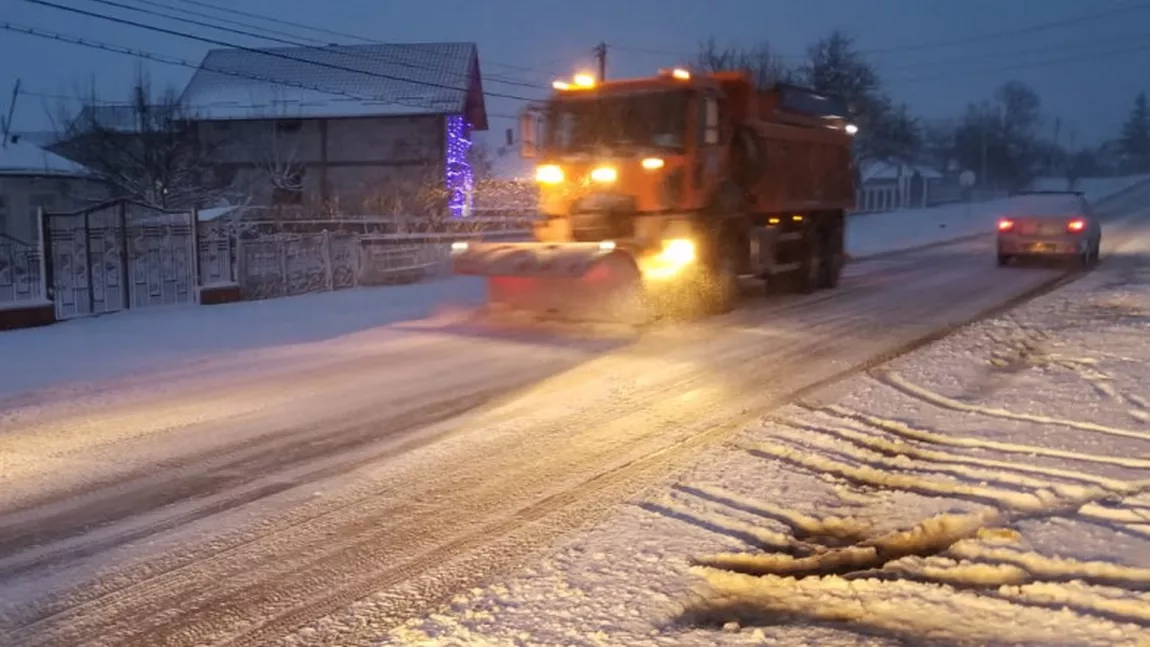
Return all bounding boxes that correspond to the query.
[996,191,1101,267]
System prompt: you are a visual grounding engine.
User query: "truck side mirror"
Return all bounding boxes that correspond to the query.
[519,112,537,158]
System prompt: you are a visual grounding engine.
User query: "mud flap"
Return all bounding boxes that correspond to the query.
[452,242,650,325]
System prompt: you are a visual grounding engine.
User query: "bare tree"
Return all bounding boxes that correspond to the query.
[800,30,920,169]
[694,38,796,88]
[252,119,306,213]
[50,71,224,210]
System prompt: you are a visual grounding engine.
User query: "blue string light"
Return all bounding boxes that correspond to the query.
[445,114,474,217]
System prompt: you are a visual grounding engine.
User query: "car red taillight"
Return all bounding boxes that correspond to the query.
[1067,218,1086,233]
[997,218,1015,232]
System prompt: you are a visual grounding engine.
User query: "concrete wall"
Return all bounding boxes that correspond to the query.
[0,175,109,243]
[202,115,447,213]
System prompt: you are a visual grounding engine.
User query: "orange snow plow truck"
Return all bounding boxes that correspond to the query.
[450,68,857,325]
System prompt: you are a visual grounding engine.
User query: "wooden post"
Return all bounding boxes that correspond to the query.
[35,206,49,305]
[322,229,334,291]
[119,201,130,309]
[279,233,289,297]
[83,207,94,315]
[189,207,202,304]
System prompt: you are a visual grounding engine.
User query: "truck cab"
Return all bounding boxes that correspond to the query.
[516,69,727,248]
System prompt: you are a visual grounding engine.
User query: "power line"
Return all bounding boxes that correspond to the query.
[884,31,1150,75]
[893,40,1150,85]
[862,1,1150,56]
[163,0,558,77]
[120,0,554,84]
[22,0,539,102]
[611,2,1150,62]
[0,22,522,120]
[77,0,549,91]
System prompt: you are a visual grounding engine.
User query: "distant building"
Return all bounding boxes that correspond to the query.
[856,160,945,213]
[179,42,489,217]
[0,134,106,243]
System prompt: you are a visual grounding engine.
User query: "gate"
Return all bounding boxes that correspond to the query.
[43,199,197,319]
[0,234,44,307]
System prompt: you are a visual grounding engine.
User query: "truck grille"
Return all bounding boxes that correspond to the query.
[569,194,637,242]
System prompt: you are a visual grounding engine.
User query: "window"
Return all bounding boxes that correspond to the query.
[703,96,720,145]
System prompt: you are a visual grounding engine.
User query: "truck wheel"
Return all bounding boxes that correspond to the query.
[795,232,821,294]
[817,219,844,289]
[701,248,739,314]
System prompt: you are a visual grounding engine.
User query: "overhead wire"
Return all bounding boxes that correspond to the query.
[609,1,1150,64]
[20,0,540,102]
[152,0,558,76]
[75,0,550,91]
[0,22,523,120]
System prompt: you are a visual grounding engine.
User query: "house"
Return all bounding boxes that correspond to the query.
[856,160,944,213]
[179,42,489,217]
[0,134,106,243]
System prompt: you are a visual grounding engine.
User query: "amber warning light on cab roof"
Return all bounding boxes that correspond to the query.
[552,68,694,91]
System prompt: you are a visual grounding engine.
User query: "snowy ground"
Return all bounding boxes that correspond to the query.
[376,209,1150,644]
[1,179,1149,647]
[2,175,1146,402]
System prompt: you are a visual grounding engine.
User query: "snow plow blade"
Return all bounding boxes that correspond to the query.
[451,241,650,326]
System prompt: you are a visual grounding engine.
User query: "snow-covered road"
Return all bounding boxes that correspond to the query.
[1,182,1149,647]
[382,193,1150,646]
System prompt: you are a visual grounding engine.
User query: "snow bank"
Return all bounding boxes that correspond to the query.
[1030,174,1150,203]
[0,277,485,399]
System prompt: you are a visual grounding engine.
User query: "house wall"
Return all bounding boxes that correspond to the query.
[0,175,109,243]
[202,114,447,214]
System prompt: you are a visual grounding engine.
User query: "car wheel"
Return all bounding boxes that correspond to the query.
[1076,249,1091,269]
[996,253,1011,267]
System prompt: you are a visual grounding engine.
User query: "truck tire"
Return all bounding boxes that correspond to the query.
[795,230,822,294]
[700,237,740,315]
[817,215,845,290]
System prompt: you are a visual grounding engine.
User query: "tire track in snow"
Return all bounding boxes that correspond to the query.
[658,346,1150,641]
[872,367,1150,443]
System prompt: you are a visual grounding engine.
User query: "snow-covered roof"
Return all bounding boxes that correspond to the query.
[861,160,944,182]
[180,42,486,126]
[0,135,90,178]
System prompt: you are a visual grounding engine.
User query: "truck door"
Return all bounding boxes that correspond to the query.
[694,92,722,204]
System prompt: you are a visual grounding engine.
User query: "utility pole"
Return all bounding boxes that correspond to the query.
[593,42,607,81]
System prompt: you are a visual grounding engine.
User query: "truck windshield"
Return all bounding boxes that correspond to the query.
[542,90,688,153]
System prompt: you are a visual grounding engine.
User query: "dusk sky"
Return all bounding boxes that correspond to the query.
[3,0,1149,149]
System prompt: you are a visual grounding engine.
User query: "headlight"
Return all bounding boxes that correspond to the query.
[661,238,695,265]
[590,166,617,183]
[535,164,564,184]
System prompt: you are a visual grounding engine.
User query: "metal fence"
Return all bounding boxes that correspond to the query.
[0,234,44,308]
[196,210,534,301]
[3,206,536,316]
[42,200,197,320]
